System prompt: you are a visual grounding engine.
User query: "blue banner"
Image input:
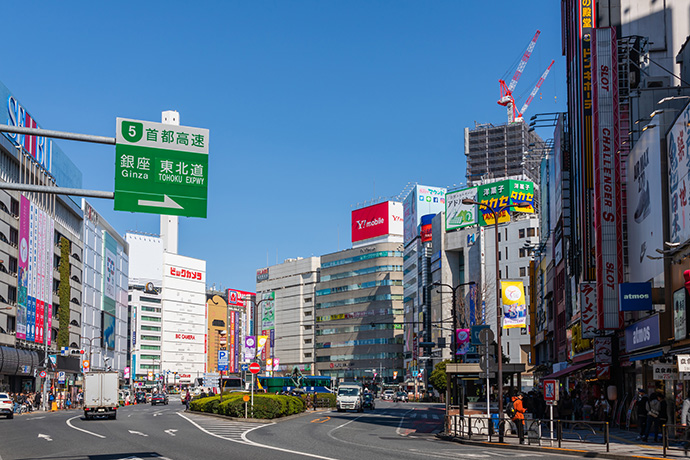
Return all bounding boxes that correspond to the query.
[625,314,660,353]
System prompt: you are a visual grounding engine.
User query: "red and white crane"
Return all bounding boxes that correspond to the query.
[498,30,554,123]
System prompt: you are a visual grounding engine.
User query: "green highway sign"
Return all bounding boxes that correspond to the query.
[114,118,209,218]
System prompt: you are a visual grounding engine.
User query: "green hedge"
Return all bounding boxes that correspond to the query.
[189,393,306,419]
[310,393,336,407]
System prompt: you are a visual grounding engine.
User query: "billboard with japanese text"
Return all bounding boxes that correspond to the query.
[668,101,690,244]
[352,201,403,243]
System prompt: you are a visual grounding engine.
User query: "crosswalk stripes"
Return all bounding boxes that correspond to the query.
[178,412,272,444]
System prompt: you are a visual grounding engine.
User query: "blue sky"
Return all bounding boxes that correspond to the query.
[2,1,566,292]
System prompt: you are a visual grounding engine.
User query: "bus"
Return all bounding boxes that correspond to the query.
[257,376,334,394]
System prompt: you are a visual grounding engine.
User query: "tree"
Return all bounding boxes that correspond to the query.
[429,359,451,394]
[57,237,71,349]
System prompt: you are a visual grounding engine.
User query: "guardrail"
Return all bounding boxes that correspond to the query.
[662,424,690,457]
[445,415,609,452]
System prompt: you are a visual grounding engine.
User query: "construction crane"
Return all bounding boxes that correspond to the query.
[498,30,555,123]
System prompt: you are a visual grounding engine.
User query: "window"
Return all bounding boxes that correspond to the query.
[519,228,525,238]
[527,228,536,237]
[304,325,312,330]
[140,335,161,341]
[304,352,312,358]
[505,247,508,260]
[498,233,501,242]
[304,311,312,316]
[141,345,161,350]
[498,252,501,261]
[141,316,161,322]
[519,248,527,258]
[520,267,526,277]
[304,297,312,303]
[505,266,509,277]
[140,296,161,303]
[141,325,161,332]
[304,338,312,344]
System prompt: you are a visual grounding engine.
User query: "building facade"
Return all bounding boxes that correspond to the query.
[314,242,404,383]
[255,257,319,375]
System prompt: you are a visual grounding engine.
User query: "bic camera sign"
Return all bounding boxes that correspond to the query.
[114,118,209,218]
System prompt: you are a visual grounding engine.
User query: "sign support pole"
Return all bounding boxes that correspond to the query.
[550,404,554,446]
[486,343,490,422]
[251,373,254,417]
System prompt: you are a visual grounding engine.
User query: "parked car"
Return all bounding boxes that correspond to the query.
[151,393,169,405]
[381,390,395,401]
[0,393,13,419]
[394,391,408,402]
[362,393,375,410]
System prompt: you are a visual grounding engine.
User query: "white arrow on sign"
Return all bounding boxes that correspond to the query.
[137,195,183,209]
[164,429,178,436]
[38,433,53,441]
[128,430,149,437]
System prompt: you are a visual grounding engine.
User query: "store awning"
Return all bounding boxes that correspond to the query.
[629,350,664,362]
[541,362,591,380]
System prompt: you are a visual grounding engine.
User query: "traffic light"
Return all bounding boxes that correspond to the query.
[70,349,85,356]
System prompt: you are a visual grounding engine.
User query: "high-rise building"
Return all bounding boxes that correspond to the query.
[255,257,319,375]
[0,80,85,392]
[402,185,446,383]
[81,200,129,374]
[464,121,546,185]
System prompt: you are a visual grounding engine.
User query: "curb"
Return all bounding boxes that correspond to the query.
[436,433,672,460]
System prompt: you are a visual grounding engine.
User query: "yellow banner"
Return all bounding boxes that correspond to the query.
[501,280,527,329]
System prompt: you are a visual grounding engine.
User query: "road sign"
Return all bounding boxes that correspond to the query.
[218,350,229,372]
[478,372,495,379]
[240,363,249,372]
[114,118,209,218]
[478,328,494,345]
[543,379,559,403]
[82,360,90,373]
[39,370,47,378]
[58,371,66,383]
[243,394,250,402]
[249,362,261,374]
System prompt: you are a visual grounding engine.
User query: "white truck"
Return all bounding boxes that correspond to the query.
[83,371,119,420]
[336,383,363,412]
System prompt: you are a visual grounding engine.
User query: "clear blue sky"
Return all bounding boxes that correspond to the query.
[3,1,566,292]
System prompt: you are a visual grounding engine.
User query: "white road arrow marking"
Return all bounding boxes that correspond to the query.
[164,429,177,436]
[138,195,183,209]
[128,430,149,437]
[27,416,46,420]
[38,433,52,441]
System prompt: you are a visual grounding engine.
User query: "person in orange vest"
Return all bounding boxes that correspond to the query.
[512,392,527,445]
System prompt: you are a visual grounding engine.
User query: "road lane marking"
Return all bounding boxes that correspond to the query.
[66,415,106,439]
[38,433,52,441]
[26,416,46,420]
[395,409,416,436]
[164,429,178,436]
[178,412,338,460]
[311,417,331,423]
[129,430,149,437]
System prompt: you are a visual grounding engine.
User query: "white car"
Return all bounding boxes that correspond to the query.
[0,393,13,419]
[381,390,395,401]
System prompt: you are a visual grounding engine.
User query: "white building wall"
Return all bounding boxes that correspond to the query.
[161,253,206,379]
[255,257,320,373]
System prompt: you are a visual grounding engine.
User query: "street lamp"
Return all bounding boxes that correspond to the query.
[432,280,476,412]
[82,336,102,370]
[462,197,530,441]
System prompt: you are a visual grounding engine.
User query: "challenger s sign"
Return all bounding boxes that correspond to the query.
[351,201,403,243]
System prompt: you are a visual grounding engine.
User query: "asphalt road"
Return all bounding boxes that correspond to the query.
[0,397,575,460]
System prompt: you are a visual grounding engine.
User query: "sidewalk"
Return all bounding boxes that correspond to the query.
[438,425,689,459]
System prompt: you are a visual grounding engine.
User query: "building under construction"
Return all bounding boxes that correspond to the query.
[464,121,547,185]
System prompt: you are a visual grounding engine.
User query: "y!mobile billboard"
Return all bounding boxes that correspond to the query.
[351,201,403,243]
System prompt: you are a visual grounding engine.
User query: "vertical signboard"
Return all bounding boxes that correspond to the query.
[16,196,29,340]
[668,101,690,243]
[261,292,275,330]
[580,0,597,281]
[404,185,447,244]
[592,27,622,330]
[228,310,237,373]
[675,288,687,341]
[580,282,598,338]
[627,126,663,281]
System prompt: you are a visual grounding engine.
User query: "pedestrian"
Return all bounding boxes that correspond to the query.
[644,393,663,442]
[636,389,649,441]
[511,392,527,445]
[595,395,611,421]
[65,394,72,410]
[680,394,690,452]
[184,389,190,410]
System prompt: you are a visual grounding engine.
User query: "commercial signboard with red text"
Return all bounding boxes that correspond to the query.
[592,27,623,330]
[351,201,403,243]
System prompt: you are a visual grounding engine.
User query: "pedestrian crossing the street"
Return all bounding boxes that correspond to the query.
[177,411,272,444]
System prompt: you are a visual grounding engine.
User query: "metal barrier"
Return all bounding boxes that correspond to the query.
[662,424,690,458]
[444,415,609,452]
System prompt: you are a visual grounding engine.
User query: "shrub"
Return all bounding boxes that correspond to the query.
[194,393,305,419]
[314,392,336,408]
